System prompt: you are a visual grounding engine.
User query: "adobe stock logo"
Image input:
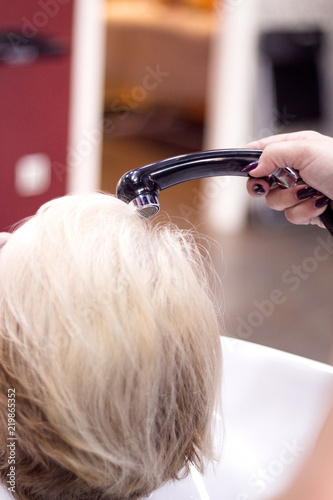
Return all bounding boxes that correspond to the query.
[5,0,70,58]
[106,65,170,119]
[51,63,170,181]
[237,234,333,339]
[237,439,306,500]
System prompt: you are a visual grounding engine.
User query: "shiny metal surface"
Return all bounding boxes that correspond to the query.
[132,193,160,219]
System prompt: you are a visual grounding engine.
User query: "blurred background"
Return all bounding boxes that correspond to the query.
[1,0,333,363]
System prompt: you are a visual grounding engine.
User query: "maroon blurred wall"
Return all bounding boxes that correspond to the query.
[0,0,74,230]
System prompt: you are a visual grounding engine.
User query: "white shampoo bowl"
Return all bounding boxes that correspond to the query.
[146,337,333,500]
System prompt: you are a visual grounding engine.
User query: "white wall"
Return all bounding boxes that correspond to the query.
[66,0,106,193]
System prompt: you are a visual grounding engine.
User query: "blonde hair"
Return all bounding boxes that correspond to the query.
[0,193,222,499]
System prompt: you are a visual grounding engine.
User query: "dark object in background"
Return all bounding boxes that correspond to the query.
[260,29,323,125]
[0,31,65,66]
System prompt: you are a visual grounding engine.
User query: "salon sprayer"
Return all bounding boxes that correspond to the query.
[116,149,333,236]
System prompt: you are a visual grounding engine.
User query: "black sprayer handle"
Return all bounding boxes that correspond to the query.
[319,205,333,237]
[116,147,333,237]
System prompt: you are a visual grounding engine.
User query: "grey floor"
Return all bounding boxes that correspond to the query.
[102,116,333,365]
[210,223,333,365]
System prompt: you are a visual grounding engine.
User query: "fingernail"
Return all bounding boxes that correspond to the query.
[241,161,259,173]
[296,186,318,200]
[252,184,266,195]
[315,196,331,208]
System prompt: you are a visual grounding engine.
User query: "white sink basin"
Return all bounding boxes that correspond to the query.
[146,337,333,500]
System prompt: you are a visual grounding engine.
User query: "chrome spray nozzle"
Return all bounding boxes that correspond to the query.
[131,193,160,218]
[269,167,299,188]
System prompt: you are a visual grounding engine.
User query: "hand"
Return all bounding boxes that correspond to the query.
[246,131,333,228]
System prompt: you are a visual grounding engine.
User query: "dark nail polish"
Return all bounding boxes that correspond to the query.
[241,161,259,173]
[315,196,331,208]
[296,186,318,200]
[252,184,266,195]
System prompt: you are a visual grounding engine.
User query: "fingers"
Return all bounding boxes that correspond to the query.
[247,140,333,198]
[284,198,331,226]
[244,130,333,229]
[245,132,333,196]
[248,140,315,180]
[246,177,271,197]
[246,176,330,228]
[247,177,303,208]
[245,130,326,150]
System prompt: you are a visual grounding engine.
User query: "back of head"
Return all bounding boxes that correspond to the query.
[0,193,222,499]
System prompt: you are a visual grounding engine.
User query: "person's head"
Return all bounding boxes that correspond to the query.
[0,193,221,500]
